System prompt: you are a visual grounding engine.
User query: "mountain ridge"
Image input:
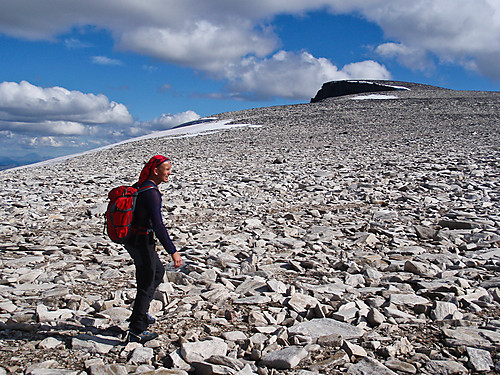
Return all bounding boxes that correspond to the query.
[3,80,499,171]
[0,79,498,373]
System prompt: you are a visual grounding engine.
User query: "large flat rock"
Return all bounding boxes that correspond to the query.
[288,318,364,340]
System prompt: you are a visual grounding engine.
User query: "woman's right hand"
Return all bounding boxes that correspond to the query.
[171,252,183,268]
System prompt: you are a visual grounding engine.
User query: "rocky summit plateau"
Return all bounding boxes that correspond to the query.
[0,80,499,375]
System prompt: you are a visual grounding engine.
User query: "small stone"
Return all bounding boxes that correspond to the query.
[221,331,247,341]
[442,327,493,348]
[414,225,437,240]
[466,347,493,372]
[384,337,414,357]
[287,293,320,314]
[491,288,500,303]
[128,346,154,365]
[234,296,271,305]
[0,301,17,313]
[71,334,121,354]
[236,364,255,375]
[342,340,367,358]
[404,260,436,277]
[191,361,234,375]
[206,355,245,371]
[347,357,397,375]
[37,337,65,349]
[36,305,73,323]
[438,219,476,230]
[317,334,343,347]
[169,349,192,371]
[25,359,78,375]
[389,293,429,307]
[367,308,385,326]
[267,279,287,294]
[288,318,364,340]
[248,310,268,325]
[424,360,468,375]
[87,364,128,375]
[332,307,358,323]
[181,338,228,363]
[430,301,462,321]
[385,359,417,374]
[261,346,308,369]
[383,307,417,322]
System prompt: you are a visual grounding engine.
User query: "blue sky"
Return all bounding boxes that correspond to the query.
[1,1,499,167]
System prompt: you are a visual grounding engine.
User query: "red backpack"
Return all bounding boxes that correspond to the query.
[105,185,155,243]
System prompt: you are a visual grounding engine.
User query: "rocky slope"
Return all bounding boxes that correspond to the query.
[0,82,499,374]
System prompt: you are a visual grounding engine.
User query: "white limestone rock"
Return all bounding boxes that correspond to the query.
[288,318,364,340]
[346,357,397,375]
[128,346,154,365]
[430,301,463,321]
[466,347,493,372]
[181,338,228,363]
[260,346,308,369]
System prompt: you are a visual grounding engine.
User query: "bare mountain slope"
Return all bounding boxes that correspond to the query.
[0,82,499,373]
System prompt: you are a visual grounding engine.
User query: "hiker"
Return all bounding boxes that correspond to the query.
[125,155,182,343]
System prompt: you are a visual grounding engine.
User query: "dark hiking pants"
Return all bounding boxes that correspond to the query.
[125,232,165,333]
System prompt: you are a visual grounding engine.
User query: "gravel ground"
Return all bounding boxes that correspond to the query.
[0,81,499,374]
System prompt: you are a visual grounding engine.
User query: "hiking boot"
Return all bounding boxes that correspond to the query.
[128,330,158,344]
[126,313,156,325]
[146,313,156,325]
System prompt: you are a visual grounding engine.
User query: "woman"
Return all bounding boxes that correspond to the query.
[125,155,183,343]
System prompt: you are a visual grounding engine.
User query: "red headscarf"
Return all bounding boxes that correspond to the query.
[137,155,170,186]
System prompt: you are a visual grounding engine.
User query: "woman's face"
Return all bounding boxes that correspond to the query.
[154,161,172,184]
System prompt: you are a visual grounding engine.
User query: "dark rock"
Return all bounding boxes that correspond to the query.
[311,80,408,102]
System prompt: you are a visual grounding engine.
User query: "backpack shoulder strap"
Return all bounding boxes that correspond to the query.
[137,185,158,194]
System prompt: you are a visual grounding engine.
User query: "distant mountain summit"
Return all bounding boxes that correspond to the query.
[310,80,447,102]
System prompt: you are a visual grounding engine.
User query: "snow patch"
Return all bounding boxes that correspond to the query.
[351,94,399,100]
[7,119,259,171]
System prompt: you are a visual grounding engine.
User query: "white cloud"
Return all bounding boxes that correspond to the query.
[118,20,277,72]
[324,0,500,78]
[0,80,134,151]
[223,51,391,100]
[143,65,159,73]
[147,110,200,130]
[158,83,172,93]
[3,120,86,136]
[92,56,123,66]
[375,42,434,71]
[0,81,133,126]
[65,38,91,49]
[29,136,64,147]
[0,80,200,156]
[0,0,499,89]
[341,60,392,81]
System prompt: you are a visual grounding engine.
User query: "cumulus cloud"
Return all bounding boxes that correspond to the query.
[3,120,87,136]
[0,80,134,152]
[92,56,123,66]
[324,0,500,78]
[223,51,391,100]
[29,136,65,147]
[375,42,434,71]
[1,0,499,91]
[0,81,201,158]
[118,20,277,72]
[146,110,200,130]
[0,81,133,127]
[64,38,92,49]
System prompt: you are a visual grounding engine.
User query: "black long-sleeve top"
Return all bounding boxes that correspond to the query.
[132,180,177,254]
